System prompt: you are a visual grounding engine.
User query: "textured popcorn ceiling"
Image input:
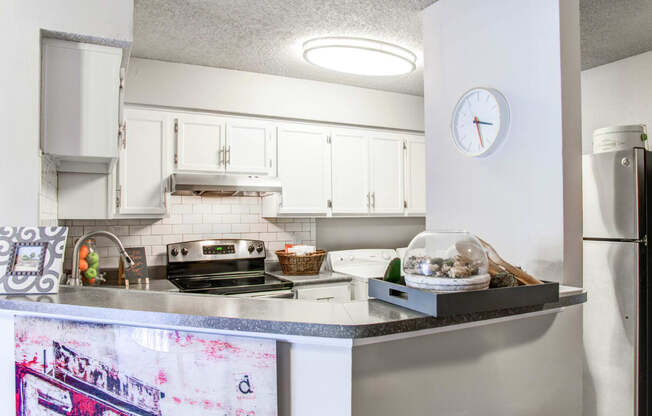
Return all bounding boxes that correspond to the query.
[133,0,652,96]
[581,0,652,70]
[133,0,435,96]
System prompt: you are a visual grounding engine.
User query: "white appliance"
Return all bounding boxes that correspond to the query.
[328,249,398,300]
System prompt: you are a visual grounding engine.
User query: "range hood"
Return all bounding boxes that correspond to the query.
[169,173,282,196]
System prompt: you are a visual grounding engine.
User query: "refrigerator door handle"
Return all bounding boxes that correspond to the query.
[583,236,648,245]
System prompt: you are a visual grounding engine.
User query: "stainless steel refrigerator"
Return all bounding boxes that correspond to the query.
[583,147,650,416]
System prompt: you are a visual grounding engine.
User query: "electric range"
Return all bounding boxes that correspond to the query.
[166,239,293,296]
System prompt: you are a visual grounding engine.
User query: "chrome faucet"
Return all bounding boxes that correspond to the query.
[67,231,135,286]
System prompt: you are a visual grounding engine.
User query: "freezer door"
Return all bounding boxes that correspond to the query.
[583,240,638,416]
[582,149,640,239]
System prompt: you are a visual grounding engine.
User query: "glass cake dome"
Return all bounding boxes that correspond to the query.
[402,231,490,292]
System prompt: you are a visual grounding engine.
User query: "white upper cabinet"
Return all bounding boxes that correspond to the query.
[225,119,274,175]
[117,108,168,216]
[276,124,331,214]
[405,136,427,215]
[369,134,405,215]
[330,130,369,215]
[41,39,122,172]
[175,114,225,172]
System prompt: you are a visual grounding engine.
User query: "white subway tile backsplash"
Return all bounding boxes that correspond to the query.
[193,204,213,214]
[232,224,249,233]
[151,245,167,256]
[161,235,180,245]
[121,236,142,246]
[192,223,212,233]
[151,224,172,235]
[161,215,182,225]
[241,215,259,224]
[172,204,194,214]
[172,224,194,234]
[182,214,203,224]
[212,205,231,214]
[141,235,162,246]
[203,214,222,223]
[284,223,302,232]
[61,196,316,269]
[231,205,250,214]
[221,214,240,224]
[240,233,259,239]
[182,196,202,204]
[212,224,231,233]
[250,224,268,233]
[129,225,151,236]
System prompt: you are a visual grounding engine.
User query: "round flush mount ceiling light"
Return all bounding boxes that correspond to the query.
[302,37,417,76]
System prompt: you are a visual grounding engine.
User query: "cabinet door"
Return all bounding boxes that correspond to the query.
[369,135,404,215]
[277,125,331,214]
[226,119,274,175]
[175,114,225,172]
[405,136,426,215]
[41,39,121,160]
[331,130,369,215]
[118,108,168,216]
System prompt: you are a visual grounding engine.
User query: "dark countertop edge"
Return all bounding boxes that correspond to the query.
[0,292,586,340]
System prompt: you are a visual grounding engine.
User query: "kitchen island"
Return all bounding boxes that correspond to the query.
[0,285,585,415]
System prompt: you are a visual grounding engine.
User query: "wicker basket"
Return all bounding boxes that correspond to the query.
[275,250,327,276]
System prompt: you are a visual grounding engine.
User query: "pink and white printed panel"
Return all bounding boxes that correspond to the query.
[14,316,277,416]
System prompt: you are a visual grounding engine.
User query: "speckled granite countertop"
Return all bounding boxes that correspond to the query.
[0,284,586,339]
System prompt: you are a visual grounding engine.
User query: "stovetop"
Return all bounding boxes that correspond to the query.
[166,239,292,295]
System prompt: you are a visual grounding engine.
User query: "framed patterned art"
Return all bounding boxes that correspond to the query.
[0,226,68,294]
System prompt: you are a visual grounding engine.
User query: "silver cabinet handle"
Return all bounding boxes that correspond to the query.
[227,145,231,165]
[366,193,370,207]
[371,192,376,208]
[218,146,224,166]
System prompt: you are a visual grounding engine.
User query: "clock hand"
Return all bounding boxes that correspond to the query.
[473,116,484,148]
[475,120,493,126]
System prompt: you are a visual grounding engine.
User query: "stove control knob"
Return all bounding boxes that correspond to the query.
[170,248,179,257]
[181,247,189,256]
[248,245,255,253]
[256,244,264,253]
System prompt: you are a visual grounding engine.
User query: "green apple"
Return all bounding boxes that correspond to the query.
[87,252,99,266]
[84,268,97,279]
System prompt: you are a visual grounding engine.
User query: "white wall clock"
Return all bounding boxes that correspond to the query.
[451,87,510,158]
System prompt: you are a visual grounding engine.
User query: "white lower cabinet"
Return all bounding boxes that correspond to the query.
[369,135,405,215]
[330,130,369,215]
[276,125,332,215]
[116,108,169,216]
[405,136,427,215]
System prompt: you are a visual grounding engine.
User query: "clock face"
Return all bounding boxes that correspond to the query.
[451,88,509,157]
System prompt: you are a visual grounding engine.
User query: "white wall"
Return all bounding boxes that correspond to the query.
[0,0,133,225]
[125,58,425,132]
[581,50,652,154]
[422,0,582,285]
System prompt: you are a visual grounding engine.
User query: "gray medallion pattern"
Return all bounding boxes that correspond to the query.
[0,226,68,294]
